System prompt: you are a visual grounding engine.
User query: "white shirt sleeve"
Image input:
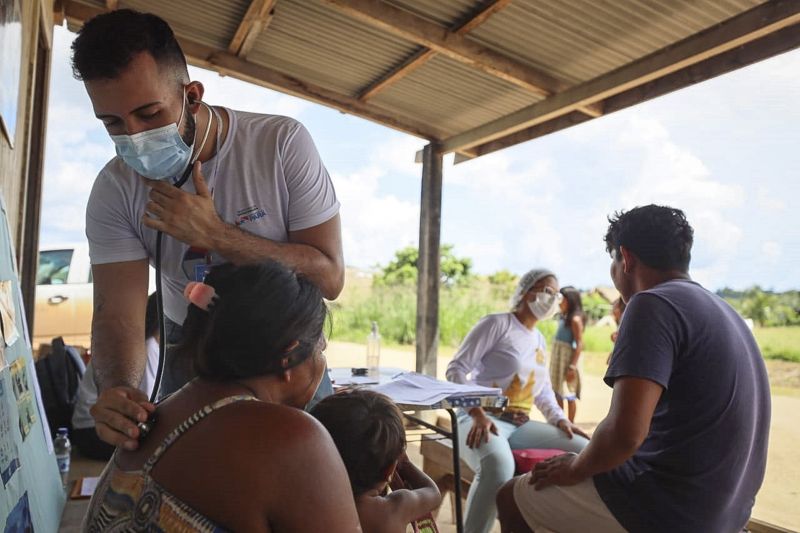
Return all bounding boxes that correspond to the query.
[86,165,149,265]
[446,316,500,384]
[534,368,567,425]
[280,121,340,231]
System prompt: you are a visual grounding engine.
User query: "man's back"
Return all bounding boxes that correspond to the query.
[596,279,770,532]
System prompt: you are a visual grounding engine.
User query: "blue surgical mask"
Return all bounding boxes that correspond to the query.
[110,92,195,180]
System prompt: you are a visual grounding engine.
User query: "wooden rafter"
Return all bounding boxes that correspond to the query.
[62,0,445,143]
[327,0,602,120]
[324,0,562,97]
[441,0,800,154]
[228,0,277,58]
[358,0,512,102]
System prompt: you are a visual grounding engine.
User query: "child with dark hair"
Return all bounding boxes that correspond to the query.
[549,286,586,422]
[311,389,441,533]
[84,261,360,532]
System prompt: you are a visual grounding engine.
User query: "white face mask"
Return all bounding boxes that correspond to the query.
[527,291,559,320]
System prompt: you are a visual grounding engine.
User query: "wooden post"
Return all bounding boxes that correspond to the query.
[416,143,443,376]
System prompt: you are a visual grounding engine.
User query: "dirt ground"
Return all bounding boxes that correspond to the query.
[325,341,800,532]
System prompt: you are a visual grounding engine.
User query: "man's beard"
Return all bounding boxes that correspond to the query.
[181,107,196,149]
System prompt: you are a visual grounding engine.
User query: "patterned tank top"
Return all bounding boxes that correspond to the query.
[83,395,258,532]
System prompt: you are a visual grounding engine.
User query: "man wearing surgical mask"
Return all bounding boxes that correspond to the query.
[71,9,343,450]
[445,269,589,533]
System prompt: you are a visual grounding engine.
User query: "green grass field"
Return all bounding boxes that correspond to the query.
[753,327,800,363]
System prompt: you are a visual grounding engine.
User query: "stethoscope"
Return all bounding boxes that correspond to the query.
[139,102,220,438]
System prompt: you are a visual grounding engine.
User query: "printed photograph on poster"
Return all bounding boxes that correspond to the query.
[0,0,22,147]
[0,280,19,346]
[9,358,35,440]
[3,491,33,533]
[0,376,21,486]
[9,358,28,400]
[16,393,35,441]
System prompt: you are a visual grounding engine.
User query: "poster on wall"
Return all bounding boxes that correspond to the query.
[0,0,22,147]
[0,376,21,486]
[9,358,35,440]
[3,491,33,533]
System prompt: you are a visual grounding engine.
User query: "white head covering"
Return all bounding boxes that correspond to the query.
[509,268,557,311]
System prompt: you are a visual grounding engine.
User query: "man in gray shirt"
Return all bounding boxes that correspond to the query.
[498,205,770,533]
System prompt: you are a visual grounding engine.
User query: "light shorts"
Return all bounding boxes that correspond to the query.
[512,472,625,533]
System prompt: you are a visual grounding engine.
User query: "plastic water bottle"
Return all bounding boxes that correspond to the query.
[54,428,71,490]
[367,321,381,378]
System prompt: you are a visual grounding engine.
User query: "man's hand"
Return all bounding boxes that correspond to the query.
[143,162,224,248]
[467,410,499,448]
[529,452,584,490]
[91,386,155,450]
[557,419,590,440]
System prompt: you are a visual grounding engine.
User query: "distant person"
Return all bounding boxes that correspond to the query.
[549,286,585,422]
[497,205,771,533]
[610,297,626,343]
[446,269,589,533]
[71,293,159,460]
[83,262,359,532]
[607,297,626,365]
[311,389,441,533]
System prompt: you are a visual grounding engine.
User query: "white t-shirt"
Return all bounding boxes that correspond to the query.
[72,337,160,429]
[446,312,566,425]
[86,110,340,323]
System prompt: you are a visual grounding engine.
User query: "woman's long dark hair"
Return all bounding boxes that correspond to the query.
[560,286,586,331]
[173,261,328,380]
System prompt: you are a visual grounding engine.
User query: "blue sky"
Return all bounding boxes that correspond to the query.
[42,26,799,292]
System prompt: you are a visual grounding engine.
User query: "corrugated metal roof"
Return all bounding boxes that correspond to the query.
[371,54,541,135]
[468,0,766,84]
[63,0,795,155]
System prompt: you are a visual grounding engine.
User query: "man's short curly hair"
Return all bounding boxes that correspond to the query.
[604,205,694,272]
[71,9,188,84]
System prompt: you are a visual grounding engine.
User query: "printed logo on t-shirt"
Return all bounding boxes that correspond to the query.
[536,348,545,366]
[235,205,267,227]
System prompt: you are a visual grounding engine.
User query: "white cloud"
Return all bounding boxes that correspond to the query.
[761,241,782,263]
[756,187,786,212]
[334,166,419,268]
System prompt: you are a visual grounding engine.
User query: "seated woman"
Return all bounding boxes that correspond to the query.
[445,268,590,533]
[83,261,361,532]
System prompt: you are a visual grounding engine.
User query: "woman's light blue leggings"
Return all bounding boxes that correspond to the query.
[457,413,588,533]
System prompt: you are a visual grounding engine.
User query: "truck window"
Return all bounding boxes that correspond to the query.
[37,250,73,285]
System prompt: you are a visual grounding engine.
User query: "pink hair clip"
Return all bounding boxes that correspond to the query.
[184,281,218,311]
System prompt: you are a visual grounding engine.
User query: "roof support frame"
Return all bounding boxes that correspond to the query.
[228,0,278,58]
[323,0,602,118]
[357,0,513,102]
[442,0,800,154]
[469,23,800,158]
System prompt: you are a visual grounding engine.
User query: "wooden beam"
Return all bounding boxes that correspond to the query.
[467,23,800,159]
[105,0,118,11]
[323,0,563,97]
[228,0,277,58]
[358,0,511,102]
[62,0,445,142]
[416,143,443,377]
[441,0,800,154]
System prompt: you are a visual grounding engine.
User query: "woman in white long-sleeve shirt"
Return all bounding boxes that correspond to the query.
[446,268,589,533]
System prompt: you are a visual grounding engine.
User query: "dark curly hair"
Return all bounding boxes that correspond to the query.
[604,205,694,272]
[311,389,406,496]
[173,261,328,380]
[71,9,188,84]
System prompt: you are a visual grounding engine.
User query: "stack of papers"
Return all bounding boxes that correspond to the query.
[371,372,501,406]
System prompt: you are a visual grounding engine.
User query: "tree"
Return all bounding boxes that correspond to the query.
[374,245,473,287]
